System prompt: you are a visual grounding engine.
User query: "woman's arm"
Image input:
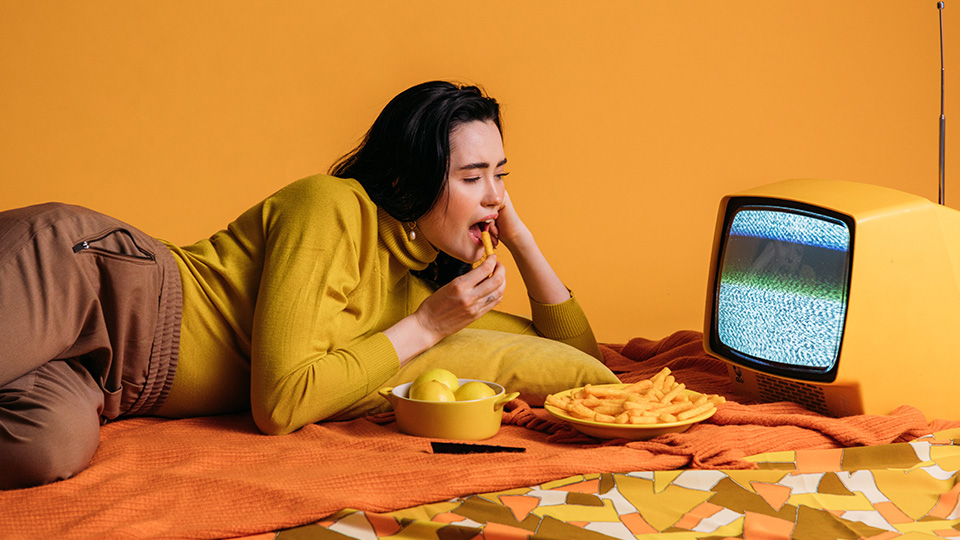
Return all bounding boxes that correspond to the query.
[384,190,583,363]
[492,191,569,305]
[251,178,511,435]
[384,255,505,364]
[477,190,603,359]
[250,179,409,435]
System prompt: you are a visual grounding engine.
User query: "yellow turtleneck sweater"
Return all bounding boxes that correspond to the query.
[156,175,599,434]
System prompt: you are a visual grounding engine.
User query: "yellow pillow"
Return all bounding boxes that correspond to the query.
[329,328,619,420]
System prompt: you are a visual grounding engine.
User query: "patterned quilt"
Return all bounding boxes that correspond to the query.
[258,429,960,539]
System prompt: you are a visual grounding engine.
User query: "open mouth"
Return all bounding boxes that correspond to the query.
[470,220,497,247]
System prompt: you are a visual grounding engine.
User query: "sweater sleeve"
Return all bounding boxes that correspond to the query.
[248,179,399,435]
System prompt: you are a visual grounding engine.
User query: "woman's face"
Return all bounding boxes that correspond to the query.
[417,119,506,263]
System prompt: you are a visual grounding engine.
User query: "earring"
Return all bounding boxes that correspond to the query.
[407,222,417,241]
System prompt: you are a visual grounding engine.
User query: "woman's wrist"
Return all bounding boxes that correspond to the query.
[507,232,570,305]
[383,314,441,365]
[501,226,536,255]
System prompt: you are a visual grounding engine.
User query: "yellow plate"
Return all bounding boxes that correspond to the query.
[544,384,718,440]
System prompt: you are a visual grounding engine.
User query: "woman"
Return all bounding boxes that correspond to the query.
[0,81,601,489]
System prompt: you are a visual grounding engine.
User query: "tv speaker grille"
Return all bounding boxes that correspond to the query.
[755,372,828,415]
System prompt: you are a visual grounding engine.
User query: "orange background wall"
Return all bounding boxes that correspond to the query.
[2,1,957,343]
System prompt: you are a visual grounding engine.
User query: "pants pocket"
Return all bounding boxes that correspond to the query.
[73,227,155,261]
[73,231,160,419]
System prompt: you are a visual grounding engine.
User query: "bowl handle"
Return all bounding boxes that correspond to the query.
[493,391,520,411]
[378,387,396,405]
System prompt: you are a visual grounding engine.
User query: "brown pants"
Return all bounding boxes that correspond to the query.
[0,203,181,489]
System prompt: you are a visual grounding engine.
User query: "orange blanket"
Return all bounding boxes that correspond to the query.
[2,331,956,540]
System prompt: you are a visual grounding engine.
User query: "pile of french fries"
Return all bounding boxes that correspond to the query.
[546,367,726,425]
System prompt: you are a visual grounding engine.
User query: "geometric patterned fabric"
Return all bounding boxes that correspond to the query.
[237,428,960,540]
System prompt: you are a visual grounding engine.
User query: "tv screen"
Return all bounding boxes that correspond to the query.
[710,198,854,382]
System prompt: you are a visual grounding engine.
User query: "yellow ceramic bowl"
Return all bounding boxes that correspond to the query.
[544,384,718,440]
[379,379,519,440]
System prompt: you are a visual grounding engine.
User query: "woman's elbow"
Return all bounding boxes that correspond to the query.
[251,398,300,436]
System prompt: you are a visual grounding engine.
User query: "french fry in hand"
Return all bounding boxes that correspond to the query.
[480,228,495,276]
[546,367,726,427]
[472,227,496,277]
[481,228,495,257]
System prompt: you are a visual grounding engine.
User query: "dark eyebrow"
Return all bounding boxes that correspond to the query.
[457,158,508,172]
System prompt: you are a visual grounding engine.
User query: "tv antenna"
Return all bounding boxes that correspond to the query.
[939,1,946,205]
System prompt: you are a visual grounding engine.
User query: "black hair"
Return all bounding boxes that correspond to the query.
[329,80,502,285]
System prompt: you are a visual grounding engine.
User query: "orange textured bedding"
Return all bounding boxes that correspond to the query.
[2,331,956,539]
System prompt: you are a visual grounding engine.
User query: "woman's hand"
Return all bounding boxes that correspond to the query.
[488,190,571,306]
[417,256,505,335]
[486,191,528,252]
[385,256,505,364]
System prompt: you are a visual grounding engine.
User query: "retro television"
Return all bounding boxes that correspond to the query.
[703,178,960,419]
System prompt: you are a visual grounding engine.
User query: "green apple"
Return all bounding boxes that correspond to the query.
[412,368,459,392]
[454,381,497,401]
[408,380,456,402]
